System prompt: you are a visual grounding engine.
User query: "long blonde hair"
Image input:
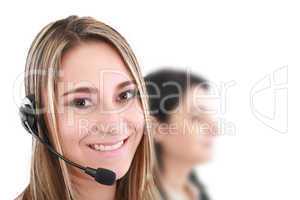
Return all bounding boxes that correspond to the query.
[21,15,160,200]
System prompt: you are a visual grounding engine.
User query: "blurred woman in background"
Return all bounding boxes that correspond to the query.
[145,68,218,200]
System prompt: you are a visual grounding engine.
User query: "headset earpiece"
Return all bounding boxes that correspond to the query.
[19,94,38,136]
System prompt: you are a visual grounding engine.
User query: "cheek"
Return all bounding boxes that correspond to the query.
[190,134,214,162]
[56,112,87,161]
[124,105,145,147]
[162,124,212,160]
[166,137,185,154]
[125,100,145,136]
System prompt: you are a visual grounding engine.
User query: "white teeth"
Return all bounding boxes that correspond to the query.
[90,140,124,152]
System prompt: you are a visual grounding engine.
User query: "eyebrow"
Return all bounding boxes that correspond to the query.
[116,80,136,89]
[62,80,136,97]
[62,87,98,96]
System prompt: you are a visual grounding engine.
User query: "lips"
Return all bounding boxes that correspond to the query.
[87,137,128,152]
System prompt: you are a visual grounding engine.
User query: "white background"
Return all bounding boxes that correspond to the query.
[0,0,299,199]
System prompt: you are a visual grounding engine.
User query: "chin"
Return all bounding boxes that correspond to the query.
[113,162,131,180]
[86,154,134,180]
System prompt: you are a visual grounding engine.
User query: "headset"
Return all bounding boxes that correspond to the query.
[19,94,116,186]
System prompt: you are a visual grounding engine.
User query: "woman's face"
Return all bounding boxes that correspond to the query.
[155,86,217,165]
[50,41,145,180]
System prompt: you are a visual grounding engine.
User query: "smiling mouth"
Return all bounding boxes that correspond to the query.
[87,138,128,152]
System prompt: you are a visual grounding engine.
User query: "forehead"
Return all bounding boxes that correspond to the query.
[58,41,132,85]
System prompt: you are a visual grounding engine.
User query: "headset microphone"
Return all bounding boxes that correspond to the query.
[19,94,116,186]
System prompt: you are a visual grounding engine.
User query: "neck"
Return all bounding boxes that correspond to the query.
[70,168,116,200]
[161,154,193,191]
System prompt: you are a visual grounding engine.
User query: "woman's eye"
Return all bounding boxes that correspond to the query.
[117,89,139,102]
[69,98,93,109]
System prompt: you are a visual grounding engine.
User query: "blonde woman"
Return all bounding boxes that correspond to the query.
[17,15,160,200]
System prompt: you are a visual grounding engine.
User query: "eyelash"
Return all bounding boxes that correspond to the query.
[117,89,139,103]
[69,98,93,109]
[68,89,139,109]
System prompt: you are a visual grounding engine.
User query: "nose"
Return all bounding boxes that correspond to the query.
[89,111,129,138]
[85,96,130,137]
[203,114,218,137]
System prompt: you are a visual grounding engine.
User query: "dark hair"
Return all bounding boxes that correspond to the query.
[145,68,210,200]
[145,68,209,123]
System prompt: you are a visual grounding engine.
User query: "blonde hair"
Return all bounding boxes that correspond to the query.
[21,15,160,200]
